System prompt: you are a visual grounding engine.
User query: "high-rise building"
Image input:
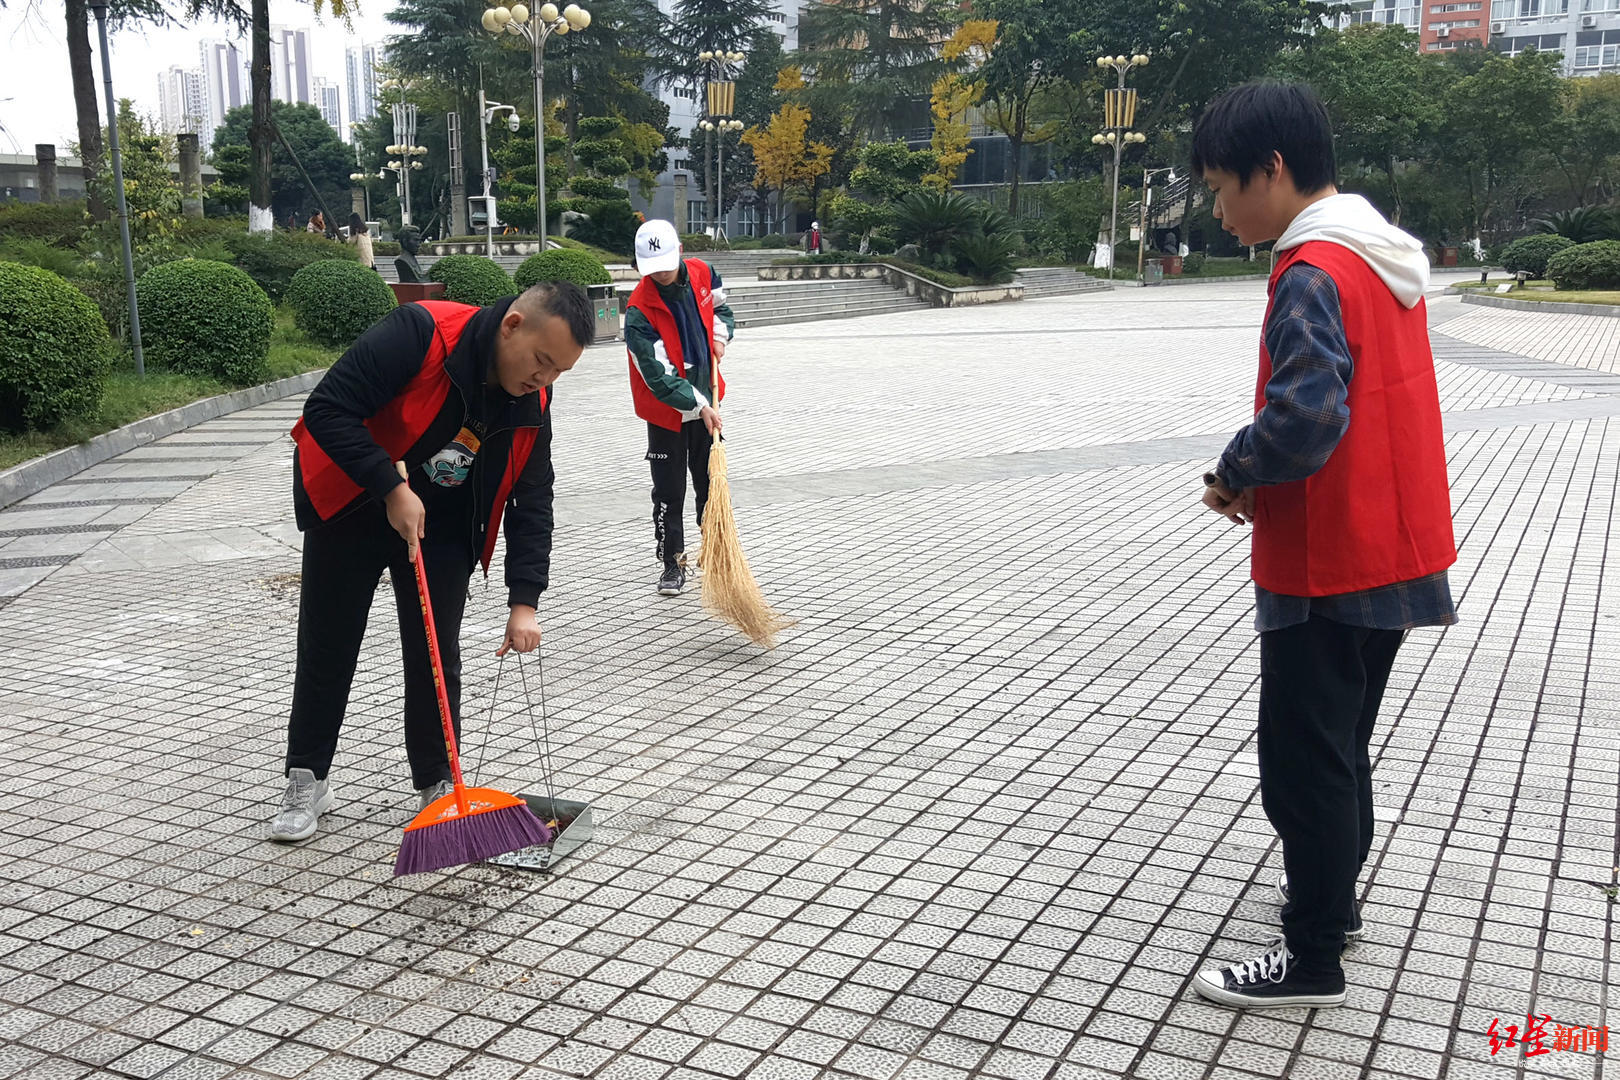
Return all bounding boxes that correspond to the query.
[270,27,313,104]
[313,77,343,132]
[158,66,207,137]
[1490,0,1620,75]
[346,43,382,134]
[199,39,248,143]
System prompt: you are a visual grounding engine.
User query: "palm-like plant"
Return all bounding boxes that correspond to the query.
[1534,206,1618,244]
[894,188,982,262]
[951,232,1019,284]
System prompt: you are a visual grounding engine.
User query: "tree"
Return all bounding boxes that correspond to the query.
[247,0,351,232]
[797,0,960,138]
[1550,74,1620,205]
[925,20,996,190]
[742,103,834,232]
[214,101,356,225]
[1274,26,1439,224]
[828,140,936,250]
[973,0,1082,215]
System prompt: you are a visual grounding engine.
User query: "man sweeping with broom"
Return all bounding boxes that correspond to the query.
[271,282,596,862]
[624,219,736,597]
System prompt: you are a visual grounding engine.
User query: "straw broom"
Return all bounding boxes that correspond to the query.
[698,351,793,648]
[392,464,552,876]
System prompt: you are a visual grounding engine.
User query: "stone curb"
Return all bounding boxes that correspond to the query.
[1458,292,1620,318]
[0,369,327,512]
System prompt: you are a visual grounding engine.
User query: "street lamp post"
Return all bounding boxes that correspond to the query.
[696,50,744,245]
[479,87,520,257]
[348,122,372,222]
[87,0,144,376]
[1136,165,1177,284]
[481,2,592,241]
[1091,53,1148,280]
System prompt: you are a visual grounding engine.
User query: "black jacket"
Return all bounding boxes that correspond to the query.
[293,298,554,607]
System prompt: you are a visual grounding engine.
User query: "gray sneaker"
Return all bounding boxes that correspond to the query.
[417,779,454,811]
[269,768,333,843]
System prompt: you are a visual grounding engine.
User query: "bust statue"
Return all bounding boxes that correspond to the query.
[394,226,425,283]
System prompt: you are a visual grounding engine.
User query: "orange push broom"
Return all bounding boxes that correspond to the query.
[394,537,551,876]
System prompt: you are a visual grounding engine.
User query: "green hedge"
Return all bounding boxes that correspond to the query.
[0,262,111,431]
[514,249,611,290]
[1546,240,1620,291]
[680,232,715,252]
[428,254,515,306]
[287,259,397,347]
[137,259,273,384]
[0,202,87,248]
[223,230,359,302]
[1501,233,1576,279]
[1183,252,1207,274]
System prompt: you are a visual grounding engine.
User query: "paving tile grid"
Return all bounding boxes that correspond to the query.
[0,277,1613,1080]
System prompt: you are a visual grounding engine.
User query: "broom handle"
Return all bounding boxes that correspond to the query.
[397,462,471,814]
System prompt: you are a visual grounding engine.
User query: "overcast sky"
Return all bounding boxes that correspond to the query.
[0,1,404,153]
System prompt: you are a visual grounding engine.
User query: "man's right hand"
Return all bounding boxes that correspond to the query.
[386,480,426,562]
[699,405,723,436]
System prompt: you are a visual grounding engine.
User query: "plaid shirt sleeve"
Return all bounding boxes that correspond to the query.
[1218,265,1354,492]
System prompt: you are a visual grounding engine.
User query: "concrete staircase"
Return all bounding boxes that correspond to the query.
[1015,266,1113,299]
[609,277,928,328]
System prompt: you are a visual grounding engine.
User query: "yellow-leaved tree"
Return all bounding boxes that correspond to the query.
[742,103,835,235]
[926,20,997,191]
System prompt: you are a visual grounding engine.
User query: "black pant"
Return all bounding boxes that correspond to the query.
[284,503,474,789]
[647,420,713,565]
[1258,615,1403,971]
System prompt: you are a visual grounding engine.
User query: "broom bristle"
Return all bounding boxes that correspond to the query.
[700,442,795,647]
[394,788,553,876]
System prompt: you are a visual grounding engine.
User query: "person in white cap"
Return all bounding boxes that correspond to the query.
[623,219,738,596]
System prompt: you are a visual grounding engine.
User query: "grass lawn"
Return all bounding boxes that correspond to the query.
[0,309,337,472]
[1452,278,1620,305]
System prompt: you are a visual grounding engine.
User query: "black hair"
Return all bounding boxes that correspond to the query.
[349,212,364,233]
[1190,80,1337,194]
[518,280,596,348]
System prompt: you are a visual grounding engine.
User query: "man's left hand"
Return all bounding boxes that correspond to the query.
[498,605,542,656]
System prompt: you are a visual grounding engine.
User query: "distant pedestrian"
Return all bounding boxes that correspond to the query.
[349,212,375,270]
[307,210,326,235]
[1188,80,1457,1011]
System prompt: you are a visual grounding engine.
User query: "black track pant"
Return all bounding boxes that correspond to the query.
[647,419,713,565]
[1258,615,1403,973]
[284,503,473,789]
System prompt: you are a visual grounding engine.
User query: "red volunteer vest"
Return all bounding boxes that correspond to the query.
[1251,242,1456,596]
[291,300,544,572]
[626,258,725,431]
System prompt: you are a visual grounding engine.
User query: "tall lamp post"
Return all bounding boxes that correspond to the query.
[696,50,745,244]
[1136,165,1177,284]
[480,2,593,241]
[381,81,428,227]
[348,121,372,222]
[87,0,144,376]
[1090,53,1148,280]
[479,89,520,257]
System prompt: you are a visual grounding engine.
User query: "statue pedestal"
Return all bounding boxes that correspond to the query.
[389,282,447,304]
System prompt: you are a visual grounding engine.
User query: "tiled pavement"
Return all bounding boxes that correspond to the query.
[0,277,1614,1080]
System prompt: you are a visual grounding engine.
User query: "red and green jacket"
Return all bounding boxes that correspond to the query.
[625,259,737,431]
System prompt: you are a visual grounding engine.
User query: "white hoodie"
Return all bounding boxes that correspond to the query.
[1275,193,1430,310]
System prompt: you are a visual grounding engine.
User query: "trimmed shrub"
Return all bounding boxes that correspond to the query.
[568,177,630,201]
[224,229,358,301]
[1501,233,1576,279]
[287,259,397,347]
[1183,252,1208,274]
[137,258,273,384]
[515,249,611,290]
[0,262,111,431]
[680,232,715,252]
[0,201,88,248]
[759,233,791,249]
[428,254,515,307]
[1546,240,1620,291]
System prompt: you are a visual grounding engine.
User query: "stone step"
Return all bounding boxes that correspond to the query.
[735,301,926,328]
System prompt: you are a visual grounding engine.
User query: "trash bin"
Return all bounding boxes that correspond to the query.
[1439,246,1459,267]
[1163,255,1183,276]
[589,283,620,343]
[1143,258,1164,285]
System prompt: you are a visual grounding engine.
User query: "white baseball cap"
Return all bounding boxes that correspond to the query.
[635,219,682,276]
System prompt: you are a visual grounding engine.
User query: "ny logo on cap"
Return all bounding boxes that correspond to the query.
[646,237,661,251]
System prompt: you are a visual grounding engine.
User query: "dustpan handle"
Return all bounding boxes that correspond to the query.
[397,461,470,813]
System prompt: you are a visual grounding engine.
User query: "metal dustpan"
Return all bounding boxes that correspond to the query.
[484,793,594,871]
[476,651,594,872]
